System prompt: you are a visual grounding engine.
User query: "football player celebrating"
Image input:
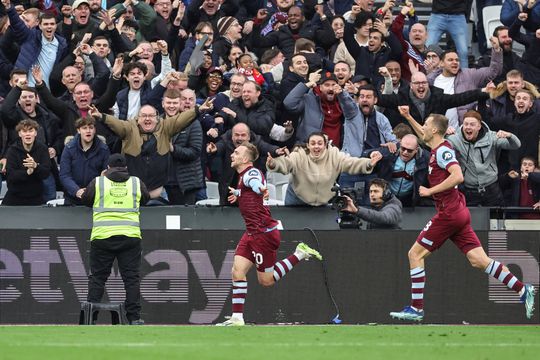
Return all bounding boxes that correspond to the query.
[390,112,536,321]
[217,142,322,326]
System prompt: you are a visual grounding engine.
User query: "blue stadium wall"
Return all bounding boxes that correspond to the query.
[1,224,539,324]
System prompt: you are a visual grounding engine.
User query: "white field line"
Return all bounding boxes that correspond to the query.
[3,342,540,348]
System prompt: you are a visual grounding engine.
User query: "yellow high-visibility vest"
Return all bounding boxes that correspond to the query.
[91,176,142,240]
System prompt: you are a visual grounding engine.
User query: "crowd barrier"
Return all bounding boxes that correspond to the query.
[1,210,538,324]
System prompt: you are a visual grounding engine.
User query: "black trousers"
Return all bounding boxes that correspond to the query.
[463,182,505,207]
[87,235,142,321]
[165,185,199,205]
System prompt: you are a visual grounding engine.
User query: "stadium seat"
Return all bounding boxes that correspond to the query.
[205,181,219,199]
[79,301,128,325]
[46,199,65,207]
[483,5,503,49]
[195,198,221,206]
[0,181,7,200]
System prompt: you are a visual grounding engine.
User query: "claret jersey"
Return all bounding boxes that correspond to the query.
[236,166,278,234]
[428,140,466,213]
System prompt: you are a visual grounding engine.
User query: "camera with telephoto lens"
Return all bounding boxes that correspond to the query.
[330,184,363,229]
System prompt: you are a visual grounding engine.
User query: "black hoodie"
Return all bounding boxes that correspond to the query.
[2,139,50,205]
[81,167,150,208]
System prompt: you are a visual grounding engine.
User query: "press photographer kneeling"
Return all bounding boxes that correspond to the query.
[340,179,402,229]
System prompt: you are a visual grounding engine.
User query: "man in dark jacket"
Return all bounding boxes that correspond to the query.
[342,178,403,229]
[5,3,68,88]
[377,134,429,207]
[181,0,239,35]
[251,6,324,59]
[377,72,492,130]
[59,116,110,205]
[206,122,287,205]
[343,19,401,84]
[2,119,51,205]
[80,153,150,325]
[217,81,276,142]
[488,89,540,173]
[33,59,122,148]
[164,89,204,205]
[114,62,166,120]
[0,85,63,201]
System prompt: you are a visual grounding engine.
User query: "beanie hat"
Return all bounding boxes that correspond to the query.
[217,16,237,37]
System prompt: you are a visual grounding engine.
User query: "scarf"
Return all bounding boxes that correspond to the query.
[238,67,265,86]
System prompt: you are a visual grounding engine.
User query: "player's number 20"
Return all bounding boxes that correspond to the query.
[252,251,263,265]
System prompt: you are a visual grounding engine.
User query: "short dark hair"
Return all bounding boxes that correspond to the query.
[440,50,458,61]
[19,86,37,95]
[75,116,96,128]
[358,84,377,97]
[91,36,109,45]
[295,38,315,52]
[353,10,372,29]
[9,69,27,80]
[40,13,56,22]
[123,61,148,76]
[261,48,281,65]
[369,178,389,191]
[122,19,139,31]
[16,119,39,132]
[521,156,537,168]
[493,25,509,37]
[334,61,351,70]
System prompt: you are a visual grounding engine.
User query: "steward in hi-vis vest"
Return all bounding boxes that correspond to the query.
[81,154,149,325]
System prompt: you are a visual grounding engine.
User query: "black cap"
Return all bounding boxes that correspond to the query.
[351,74,372,84]
[319,71,338,84]
[108,154,127,168]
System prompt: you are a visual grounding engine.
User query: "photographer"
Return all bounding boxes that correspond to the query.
[341,178,402,229]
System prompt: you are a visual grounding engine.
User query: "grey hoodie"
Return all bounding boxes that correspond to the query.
[447,122,520,189]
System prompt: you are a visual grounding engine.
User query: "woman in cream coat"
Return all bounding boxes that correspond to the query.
[266,132,383,206]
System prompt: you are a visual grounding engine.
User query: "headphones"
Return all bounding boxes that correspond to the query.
[371,179,392,202]
[382,181,392,202]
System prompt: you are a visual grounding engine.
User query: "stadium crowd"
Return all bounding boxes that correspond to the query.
[0,0,538,215]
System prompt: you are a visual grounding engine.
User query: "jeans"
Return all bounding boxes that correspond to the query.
[427,13,469,68]
[42,174,57,202]
[476,0,503,55]
[284,184,310,206]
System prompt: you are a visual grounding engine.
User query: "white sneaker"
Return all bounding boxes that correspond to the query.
[215,317,245,326]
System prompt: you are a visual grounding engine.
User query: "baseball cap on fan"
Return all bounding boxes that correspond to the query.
[72,0,90,9]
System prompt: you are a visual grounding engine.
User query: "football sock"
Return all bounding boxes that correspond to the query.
[485,260,524,293]
[410,267,425,310]
[232,280,247,319]
[273,254,300,282]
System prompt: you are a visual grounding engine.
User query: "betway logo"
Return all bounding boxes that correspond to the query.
[0,236,234,324]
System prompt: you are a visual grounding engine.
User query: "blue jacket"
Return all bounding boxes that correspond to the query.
[59,134,110,203]
[501,0,540,33]
[7,7,68,72]
[116,81,166,120]
[284,83,359,145]
[342,110,397,158]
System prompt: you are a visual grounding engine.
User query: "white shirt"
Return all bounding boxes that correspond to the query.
[434,74,459,130]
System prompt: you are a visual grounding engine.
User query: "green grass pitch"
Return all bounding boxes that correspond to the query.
[1,325,539,360]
